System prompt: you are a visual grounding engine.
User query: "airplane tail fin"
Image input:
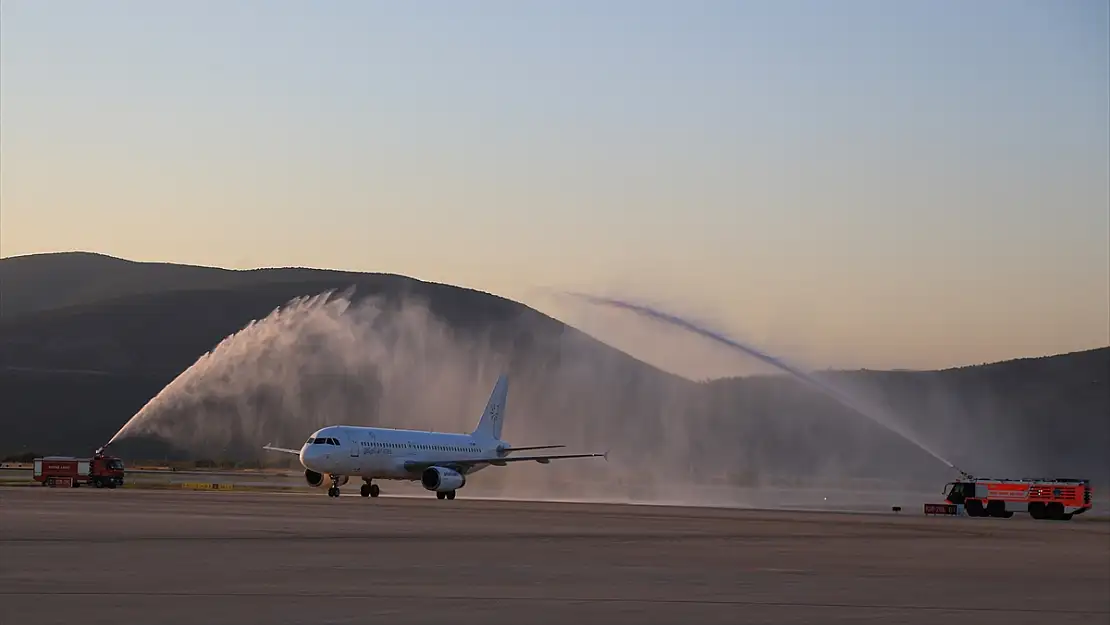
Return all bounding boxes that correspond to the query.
[471,374,508,442]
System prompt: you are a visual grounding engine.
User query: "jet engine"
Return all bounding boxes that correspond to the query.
[305,469,324,487]
[305,470,348,487]
[421,466,465,492]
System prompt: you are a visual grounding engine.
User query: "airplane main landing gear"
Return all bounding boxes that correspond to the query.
[435,491,456,500]
[360,482,380,498]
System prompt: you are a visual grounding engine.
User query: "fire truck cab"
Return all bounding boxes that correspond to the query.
[944,477,1092,520]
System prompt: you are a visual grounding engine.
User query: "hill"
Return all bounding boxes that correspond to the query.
[0,251,392,320]
[1,251,1106,494]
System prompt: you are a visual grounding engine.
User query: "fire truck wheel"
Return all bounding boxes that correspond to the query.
[1046,502,1065,521]
[966,500,986,517]
[986,500,1006,517]
[1028,502,1047,520]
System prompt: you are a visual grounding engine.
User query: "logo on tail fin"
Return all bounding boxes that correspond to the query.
[489,401,502,430]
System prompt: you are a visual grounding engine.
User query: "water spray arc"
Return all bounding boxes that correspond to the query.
[567,292,972,479]
[101,289,361,450]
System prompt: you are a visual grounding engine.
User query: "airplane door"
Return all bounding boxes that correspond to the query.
[346,429,360,458]
[342,428,360,474]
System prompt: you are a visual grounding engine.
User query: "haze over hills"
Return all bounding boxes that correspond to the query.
[1,252,1106,496]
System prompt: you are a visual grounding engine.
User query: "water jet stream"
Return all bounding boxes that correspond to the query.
[568,292,968,477]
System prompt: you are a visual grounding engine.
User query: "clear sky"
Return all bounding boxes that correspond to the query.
[2,0,1107,375]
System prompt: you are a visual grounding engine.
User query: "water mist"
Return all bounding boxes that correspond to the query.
[104,286,958,510]
[104,288,761,506]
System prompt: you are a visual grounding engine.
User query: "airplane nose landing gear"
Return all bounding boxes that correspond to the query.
[327,474,347,498]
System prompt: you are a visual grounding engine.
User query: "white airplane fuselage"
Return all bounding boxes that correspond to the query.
[265,374,605,499]
[299,425,499,481]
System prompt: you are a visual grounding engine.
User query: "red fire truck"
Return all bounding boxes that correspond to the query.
[33,452,126,488]
[942,476,1092,520]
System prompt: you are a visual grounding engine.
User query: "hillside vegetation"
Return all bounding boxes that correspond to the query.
[2,252,1106,491]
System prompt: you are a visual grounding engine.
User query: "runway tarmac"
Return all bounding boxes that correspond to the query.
[2,487,1107,625]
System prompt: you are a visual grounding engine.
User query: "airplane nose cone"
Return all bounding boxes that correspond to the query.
[299,445,328,470]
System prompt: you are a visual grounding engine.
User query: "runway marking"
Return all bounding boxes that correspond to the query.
[1,590,1105,616]
[0,531,979,543]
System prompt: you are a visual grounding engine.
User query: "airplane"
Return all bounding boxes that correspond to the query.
[262,374,607,500]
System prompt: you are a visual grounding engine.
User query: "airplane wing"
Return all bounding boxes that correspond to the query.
[500,444,565,453]
[262,444,301,455]
[404,451,607,473]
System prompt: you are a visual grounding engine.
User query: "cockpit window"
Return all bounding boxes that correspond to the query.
[313,438,328,445]
[306,437,316,444]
